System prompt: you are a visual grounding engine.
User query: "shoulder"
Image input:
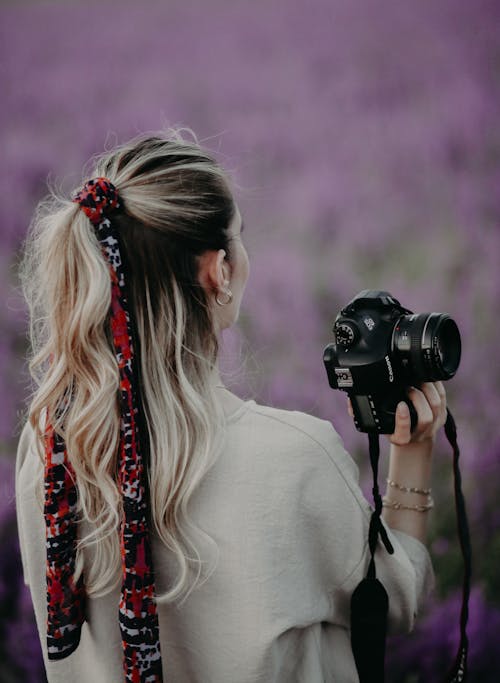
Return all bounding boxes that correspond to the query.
[238,400,360,482]
[246,401,335,446]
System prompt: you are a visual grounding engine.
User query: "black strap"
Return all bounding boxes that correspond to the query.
[368,433,394,563]
[443,409,471,682]
[350,575,389,682]
[350,410,471,683]
[351,433,394,683]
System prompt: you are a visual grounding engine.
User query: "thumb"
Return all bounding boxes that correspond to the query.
[390,401,411,445]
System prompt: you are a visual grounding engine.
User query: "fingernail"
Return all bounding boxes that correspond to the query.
[397,402,408,417]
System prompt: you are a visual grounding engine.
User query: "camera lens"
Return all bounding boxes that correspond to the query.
[434,317,461,376]
[392,313,461,382]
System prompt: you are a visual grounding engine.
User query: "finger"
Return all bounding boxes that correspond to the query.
[435,381,447,412]
[347,396,353,418]
[407,386,433,435]
[420,382,441,420]
[389,401,411,446]
[422,381,447,426]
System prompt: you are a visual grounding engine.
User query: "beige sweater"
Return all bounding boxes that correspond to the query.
[15,399,434,683]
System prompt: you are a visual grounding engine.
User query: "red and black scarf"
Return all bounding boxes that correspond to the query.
[44,178,164,682]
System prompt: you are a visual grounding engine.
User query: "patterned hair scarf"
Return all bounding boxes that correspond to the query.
[44,178,164,682]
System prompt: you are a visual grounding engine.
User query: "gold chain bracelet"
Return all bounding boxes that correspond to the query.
[386,478,432,496]
[382,495,434,512]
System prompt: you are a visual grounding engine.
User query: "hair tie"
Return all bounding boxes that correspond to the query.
[45,178,163,681]
[72,177,120,225]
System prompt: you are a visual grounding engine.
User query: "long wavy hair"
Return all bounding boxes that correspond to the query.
[18,128,238,606]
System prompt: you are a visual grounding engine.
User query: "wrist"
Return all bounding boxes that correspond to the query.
[391,436,435,458]
[387,438,434,505]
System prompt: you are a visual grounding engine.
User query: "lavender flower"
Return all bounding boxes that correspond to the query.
[1,0,499,678]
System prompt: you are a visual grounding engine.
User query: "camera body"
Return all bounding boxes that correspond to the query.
[323,290,461,434]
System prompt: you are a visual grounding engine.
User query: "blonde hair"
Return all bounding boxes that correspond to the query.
[18,128,238,606]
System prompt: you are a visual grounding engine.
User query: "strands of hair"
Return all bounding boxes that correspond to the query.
[18,127,237,606]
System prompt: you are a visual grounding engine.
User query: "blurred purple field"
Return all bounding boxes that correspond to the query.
[1,0,499,680]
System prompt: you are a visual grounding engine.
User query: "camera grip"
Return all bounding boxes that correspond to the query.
[349,392,419,434]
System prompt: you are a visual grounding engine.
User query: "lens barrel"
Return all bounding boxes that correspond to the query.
[392,313,461,382]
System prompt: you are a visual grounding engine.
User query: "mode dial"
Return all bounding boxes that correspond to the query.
[334,321,359,348]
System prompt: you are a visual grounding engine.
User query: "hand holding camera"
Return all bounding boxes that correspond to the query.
[390,381,447,446]
[348,380,448,446]
[324,290,461,435]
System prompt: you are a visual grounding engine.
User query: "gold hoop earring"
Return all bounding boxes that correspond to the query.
[216,289,233,306]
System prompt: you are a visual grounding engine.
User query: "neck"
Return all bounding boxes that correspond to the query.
[209,363,225,390]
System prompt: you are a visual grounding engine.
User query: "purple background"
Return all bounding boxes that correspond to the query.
[1,0,499,680]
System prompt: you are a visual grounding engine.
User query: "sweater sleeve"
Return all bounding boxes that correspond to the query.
[293,418,435,635]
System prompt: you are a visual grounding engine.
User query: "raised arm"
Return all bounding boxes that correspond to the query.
[382,381,447,544]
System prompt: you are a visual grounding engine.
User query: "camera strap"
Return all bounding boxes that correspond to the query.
[350,409,471,683]
[350,433,394,683]
[443,408,471,682]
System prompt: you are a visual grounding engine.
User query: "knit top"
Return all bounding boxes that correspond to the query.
[15,398,434,683]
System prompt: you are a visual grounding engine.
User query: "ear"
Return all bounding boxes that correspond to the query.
[197,249,231,293]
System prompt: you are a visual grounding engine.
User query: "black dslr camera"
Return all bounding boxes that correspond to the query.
[323,290,461,434]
